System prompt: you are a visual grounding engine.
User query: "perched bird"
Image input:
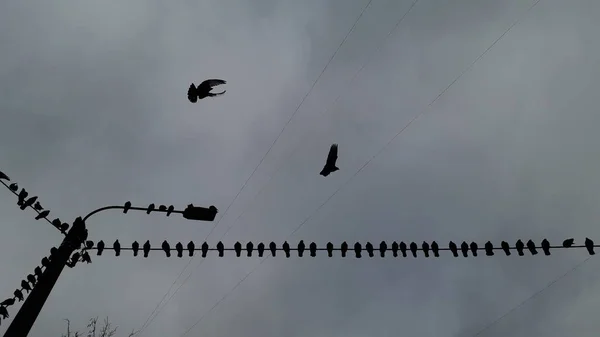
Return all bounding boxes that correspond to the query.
[431,241,440,257]
[449,241,459,257]
[123,201,132,214]
[146,203,155,214]
[283,241,291,258]
[340,241,349,257]
[365,242,374,257]
[515,240,525,256]
[158,205,167,212]
[409,242,418,258]
[391,241,399,257]
[97,241,105,256]
[309,242,317,257]
[27,274,36,286]
[1,298,15,307]
[326,242,334,257]
[81,252,92,263]
[0,306,8,319]
[34,201,43,211]
[176,242,184,258]
[541,239,551,256]
[21,196,37,210]
[51,218,61,229]
[17,189,28,206]
[379,241,387,258]
[162,241,171,257]
[217,241,225,257]
[585,238,595,255]
[297,241,306,258]
[187,241,195,257]
[35,210,50,220]
[0,171,9,181]
[166,205,174,216]
[34,267,43,279]
[257,242,265,257]
[188,79,227,103]
[234,242,242,257]
[247,242,254,257]
[269,242,277,257]
[202,242,209,257]
[14,290,23,302]
[354,242,362,258]
[399,242,408,257]
[562,238,574,248]
[85,241,94,249]
[422,241,430,258]
[320,144,340,177]
[132,241,140,257]
[526,240,538,255]
[59,223,69,233]
[9,183,18,191]
[501,241,511,256]
[484,241,494,256]
[143,241,151,258]
[470,242,478,257]
[460,242,469,257]
[113,240,121,257]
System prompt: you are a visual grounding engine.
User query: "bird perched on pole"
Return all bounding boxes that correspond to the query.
[187,79,226,103]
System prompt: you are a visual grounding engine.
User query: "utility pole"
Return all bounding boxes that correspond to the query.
[3,217,87,337]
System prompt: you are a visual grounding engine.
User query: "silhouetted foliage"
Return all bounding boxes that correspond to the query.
[188,79,227,103]
[320,144,340,177]
[61,317,137,337]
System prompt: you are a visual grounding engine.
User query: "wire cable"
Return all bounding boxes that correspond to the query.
[177,1,543,335]
[136,0,375,332]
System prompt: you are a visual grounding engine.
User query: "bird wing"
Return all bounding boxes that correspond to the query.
[326,144,338,166]
[187,84,198,103]
[200,79,226,88]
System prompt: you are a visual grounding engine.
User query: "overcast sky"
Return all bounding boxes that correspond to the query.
[2,0,600,336]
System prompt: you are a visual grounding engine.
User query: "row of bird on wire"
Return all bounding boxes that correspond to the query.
[0,252,54,324]
[186,80,341,177]
[82,238,595,259]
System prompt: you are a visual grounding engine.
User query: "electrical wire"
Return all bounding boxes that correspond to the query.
[177,0,543,335]
[136,0,375,332]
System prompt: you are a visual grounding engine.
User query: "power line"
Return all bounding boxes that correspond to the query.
[136,1,376,331]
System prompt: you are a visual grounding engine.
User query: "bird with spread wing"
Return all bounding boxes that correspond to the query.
[320,144,340,177]
[187,79,226,103]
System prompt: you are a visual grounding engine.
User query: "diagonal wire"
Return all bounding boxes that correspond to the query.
[136,0,375,332]
[177,0,543,335]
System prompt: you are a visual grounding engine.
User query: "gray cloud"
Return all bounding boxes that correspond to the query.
[2,0,600,336]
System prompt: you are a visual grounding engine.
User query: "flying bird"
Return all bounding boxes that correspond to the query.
[188,79,226,103]
[320,144,340,177]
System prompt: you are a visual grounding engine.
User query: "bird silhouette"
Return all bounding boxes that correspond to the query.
[66,253,80,268]
[187,241,195,257]
[309,242,317,257]
[585,238,595,255]
[526,240,538,255]
[17,189,28,206]
[9,183,18,191]
[283,241,291,258]
[132,241,140,257]
[247,242,254,257]
[327,242,334,257]
[143,240,151,258]
[365,242,374,257]
[34,267,43,279]
[449,241,458,257]
[21,196,37,210]
[409,242,418,258]
[50,247,58,259]
[297,240,306,257]
[33,201,43,211]
[166,205,174,216]
[176,242,184,258]
[27,274,36,286]
[460,242,469,257]
[158,205,167,212]
[0,171,9,181]
[501,241,511,256]
[379,241,387,257]
[257,242,265,257]
[188,80,227,103]
[35,210,50,220]
[59,223,69,233]
[470,242,478,256]
[81,252,91,263]
[41,257,50,268]
[113,240,121,256]
[234,242,242,257]
[341,241,348,257]
[562,238,574,248]
[399,242,408,257]
[97,241,105,256]
[391,241,399,257]
[320,144,340,177]
[269,242,277,257]
[541,239,551,256]
[515,240,525,256]
[422,242,430,258]
[354,242,362,258]
[217,241,224,257]
[202,242,209,257]
[147,204,155,214]
[484,241,494,256]
[51,218,61,229]
[123,201,132,213]
[162,241,171,257]
[85,240,94,249]
[0,306,8,319]
[14,290,23,302]
[1,298,15,307]
[431,241,440,257]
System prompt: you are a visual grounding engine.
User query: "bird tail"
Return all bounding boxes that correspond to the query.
[208,90,226,96]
